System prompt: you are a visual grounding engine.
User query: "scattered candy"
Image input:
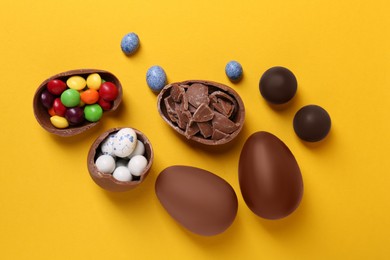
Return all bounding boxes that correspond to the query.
[146,65,167,92]
[67,76,86,90]
[95,155,116,174]
[121,32,140,55]
[225,60,243,82]
[50,116,69,129]
[61,89,80,108]
[84,104,103,122]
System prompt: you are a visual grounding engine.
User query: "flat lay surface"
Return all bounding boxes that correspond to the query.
[1,0,389,259]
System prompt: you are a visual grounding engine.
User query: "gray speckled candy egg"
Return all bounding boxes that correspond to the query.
[101,133,117,156]
[113,128,137,158]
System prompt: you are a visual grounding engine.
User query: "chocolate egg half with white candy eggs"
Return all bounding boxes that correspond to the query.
[157,80,245,145]
[33,69,123,137]
[87,127,153,192]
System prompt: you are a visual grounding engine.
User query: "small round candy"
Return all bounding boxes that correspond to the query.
[113,128,137,158]
[293,105,331,142]
[41,90,55,109]
[121,32,140,55]
[113,166,133,182]
[48,107,56,116]
[259,66,297,104]
[99,82,119,101]
[61,89,81,107]
[50,116,69,128]
[128,140,145,158]
[128,155,147,176]
[53,98,67,117]
[98,97,113,111]
[225,60,243,82]
[67,76,86,90]
[81,89,99,104]
[146,65,167,92]
[84,104,103,122]
[47,79,67,95]
[116,158,129,168]
[101,133,117,156]
[65,107,84,125]
[86,73,102,90]
[95,155,116,174]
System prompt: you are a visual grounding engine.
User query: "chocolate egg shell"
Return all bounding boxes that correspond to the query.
[239,131,303,220]
[157,80,245,146]
[155,165,238,236]
[33,69,123,137]
[87,127,153,192]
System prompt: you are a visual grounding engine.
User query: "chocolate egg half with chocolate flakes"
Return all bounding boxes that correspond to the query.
[33,69,123,136]
[87,127,153,192]
[239,131,303,219]
[157,80,245,145]
[155,165,238,236]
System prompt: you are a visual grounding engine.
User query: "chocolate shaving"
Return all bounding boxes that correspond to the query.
[192,103,214,122]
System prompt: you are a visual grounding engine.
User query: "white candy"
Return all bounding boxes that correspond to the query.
[101,133,116,157]
[113,166,132,182]
[113,128,137,158]
[128,155,148,176]
[116,158,129,168]
[128,140,145,158]
[95,155,116,174]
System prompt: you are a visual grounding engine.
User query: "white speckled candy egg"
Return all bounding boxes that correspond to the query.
[95,155,116,174]
[128,140,145,158]
[113,166,133,182]
[101,133,117,157]
[128,155,148,176]
[113,128,137,158]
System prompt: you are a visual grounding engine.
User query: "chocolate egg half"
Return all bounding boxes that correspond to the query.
[155,165,238,236]
[157,80,245,145]
[33,69,123,136]
[239,131,303,219]
[87,127,153,192]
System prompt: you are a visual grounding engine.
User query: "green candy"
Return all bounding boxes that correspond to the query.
[60,89,80,107]
[84,104,103,122]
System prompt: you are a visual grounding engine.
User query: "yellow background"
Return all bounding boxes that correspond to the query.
[1,0,389,259]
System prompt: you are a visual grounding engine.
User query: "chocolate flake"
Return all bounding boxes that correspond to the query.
[186,83,209,108]
[211,111,240,134]
[197,122,213,138]
[192,103,214,122]
[185,121,200,138]
[211,129,229,140]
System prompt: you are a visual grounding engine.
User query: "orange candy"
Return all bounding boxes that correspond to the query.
[80,89,99,104]
[48,107,56,116]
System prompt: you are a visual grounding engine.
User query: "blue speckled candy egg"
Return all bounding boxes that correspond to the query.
[100,133,117,157]
[113,128,137,158]
[121,32,140,55]
[225,61,243,82]
[146,65,167,92]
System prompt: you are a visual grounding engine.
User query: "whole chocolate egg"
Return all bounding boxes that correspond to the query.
[155,165,238,236]
[238,131,303,219]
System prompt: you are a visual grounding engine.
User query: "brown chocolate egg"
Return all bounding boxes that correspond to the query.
[238,131,303,219]
[157,80,245,146]
[33,69,123,137]
[155,166,238,236]
[87,127,153,192]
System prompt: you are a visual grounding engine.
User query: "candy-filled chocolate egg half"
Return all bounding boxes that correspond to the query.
[155,166,238,236]
[239,131,303,219]
[157,80,245,145]
[33,69,122,136]
[87,127,153,192]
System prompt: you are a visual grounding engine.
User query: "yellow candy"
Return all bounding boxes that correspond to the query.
[50,116,69,128]
[86,73,102,90]
[67,76,86,90]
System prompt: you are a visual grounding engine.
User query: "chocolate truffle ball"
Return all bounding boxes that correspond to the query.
[293,105,331,142]
[259,66,297,104]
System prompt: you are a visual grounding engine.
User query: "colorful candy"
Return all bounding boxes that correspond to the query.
[121,32,140,55]
[146,65,167,92]
[41,73,119,128]
[225,60,243,82]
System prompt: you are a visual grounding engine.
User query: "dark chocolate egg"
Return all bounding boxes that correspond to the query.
[238,131,303,219]
[155,165,238,236]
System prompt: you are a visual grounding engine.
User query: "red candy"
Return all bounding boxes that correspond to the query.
[53,98,67,117]
[99,82,118,101]
[98,97,113,111]
[47,79,67,95]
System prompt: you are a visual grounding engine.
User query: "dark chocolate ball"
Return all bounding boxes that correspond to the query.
[293,105,331,142]
[259,66,297,104]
